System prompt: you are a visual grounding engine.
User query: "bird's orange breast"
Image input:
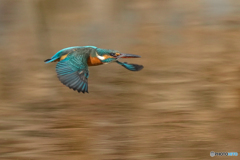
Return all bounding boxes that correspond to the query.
[87,56,103,66]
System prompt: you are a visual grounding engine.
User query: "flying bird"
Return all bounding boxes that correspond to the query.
[45,46,143,93]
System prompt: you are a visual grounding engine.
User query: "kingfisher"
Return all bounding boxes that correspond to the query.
[45,46,143,93]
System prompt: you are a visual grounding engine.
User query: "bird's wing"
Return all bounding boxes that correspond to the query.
[116,61,143,71]
[56,54,89,93]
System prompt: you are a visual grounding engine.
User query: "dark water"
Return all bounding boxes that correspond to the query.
[0,0,240,159]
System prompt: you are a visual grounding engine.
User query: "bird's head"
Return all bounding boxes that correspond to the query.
[95,48,141,63]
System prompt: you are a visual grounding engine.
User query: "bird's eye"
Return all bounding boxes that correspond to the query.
[110,53,115,56]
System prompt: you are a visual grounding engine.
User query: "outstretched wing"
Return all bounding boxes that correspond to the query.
[116,61,143,71]
[56,55,89,93]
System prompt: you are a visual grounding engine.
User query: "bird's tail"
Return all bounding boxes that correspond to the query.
[44,59,52,63]
[44,58,60,63]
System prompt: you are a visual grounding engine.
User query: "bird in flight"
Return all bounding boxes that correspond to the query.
[45,46,143,93]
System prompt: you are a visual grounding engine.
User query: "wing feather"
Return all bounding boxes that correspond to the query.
[55,56,89,93]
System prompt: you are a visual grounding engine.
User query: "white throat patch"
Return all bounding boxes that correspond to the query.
[96,52,105,60]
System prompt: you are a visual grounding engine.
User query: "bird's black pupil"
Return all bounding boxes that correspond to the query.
[110,53,115,56]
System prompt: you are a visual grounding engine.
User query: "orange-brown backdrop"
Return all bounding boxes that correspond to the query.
[0,0,240,160]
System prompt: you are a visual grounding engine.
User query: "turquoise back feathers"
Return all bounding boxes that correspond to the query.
[45,46,97,63]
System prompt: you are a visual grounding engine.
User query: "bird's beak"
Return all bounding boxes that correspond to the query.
[117,53,141,58]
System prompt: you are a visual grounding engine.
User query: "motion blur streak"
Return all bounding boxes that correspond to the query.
[0,0,240,160]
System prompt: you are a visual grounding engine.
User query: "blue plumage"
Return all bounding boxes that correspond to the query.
[45,46,143,93]
[45,46,97,63]
[55,54,89,93]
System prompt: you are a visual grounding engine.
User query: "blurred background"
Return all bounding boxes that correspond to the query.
[0,0,240,159]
